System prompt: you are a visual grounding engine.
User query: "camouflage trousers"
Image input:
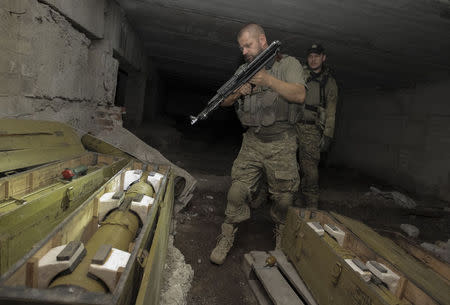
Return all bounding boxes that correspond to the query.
[225,129,299,225]
[296,123,321,207]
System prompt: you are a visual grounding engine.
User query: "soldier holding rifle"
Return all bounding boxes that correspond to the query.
[209,23,307,265]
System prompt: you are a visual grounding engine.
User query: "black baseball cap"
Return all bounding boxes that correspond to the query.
[307,43,325,55]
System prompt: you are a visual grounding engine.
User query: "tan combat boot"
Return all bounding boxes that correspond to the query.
[210,223,237,265]
[274,223,285,250]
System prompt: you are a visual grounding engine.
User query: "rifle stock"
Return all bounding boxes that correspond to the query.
[190,40,282,125]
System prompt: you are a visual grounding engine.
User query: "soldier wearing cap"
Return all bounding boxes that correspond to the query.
[296,43,338,208]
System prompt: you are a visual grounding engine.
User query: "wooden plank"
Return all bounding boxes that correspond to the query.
[25,257,39,288]
[242,253,255,279]
[0,146,87,173]
[379,230,450,282]
[253,267,304,305]
[243,252,272,305]
[250,251,271,268]
[269,250,318,305]
[0,181,9,199]
[135,171,174,305]
[395,277,408,299]
[252,251,304,305]
[0,153,95,201]
[248,279,272,305]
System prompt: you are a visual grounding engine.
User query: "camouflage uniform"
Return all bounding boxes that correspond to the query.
[225,128,299,224]
[226,55,307,225]
[296,67,338,207]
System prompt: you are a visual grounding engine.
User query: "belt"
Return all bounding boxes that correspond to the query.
[304,104,318,112]
[298,120,316,125]
[248,128,291,143]
[252,132,284,143]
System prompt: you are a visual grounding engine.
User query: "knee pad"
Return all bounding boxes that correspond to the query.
[227,182,250,205]
[225,182,251,224]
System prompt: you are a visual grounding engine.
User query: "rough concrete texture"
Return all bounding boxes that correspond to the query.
[0,98,122,131]
[159,235,194,305]
[1,0,150,127]
[0,0,117,105]
[39,0,105,39]
[104,0,146,71]
[331,79,450,202]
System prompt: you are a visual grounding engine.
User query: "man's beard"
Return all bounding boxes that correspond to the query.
[244,46,263,63]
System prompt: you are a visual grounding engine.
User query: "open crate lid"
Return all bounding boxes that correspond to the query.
[0,119,86,174]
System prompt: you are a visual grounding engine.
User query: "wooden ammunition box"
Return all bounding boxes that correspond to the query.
[0,119,175,305]
[0,152,128,275]
[0,160,174,305]
[282,208,450,305]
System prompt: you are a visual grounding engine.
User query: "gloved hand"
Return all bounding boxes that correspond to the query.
[320,136,332,152]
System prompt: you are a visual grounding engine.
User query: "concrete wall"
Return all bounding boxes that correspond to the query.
[39,0,105,39]
[104,0,150,127]
[0,0,153,131]
[331,79,450,202]
[104,0,146,71]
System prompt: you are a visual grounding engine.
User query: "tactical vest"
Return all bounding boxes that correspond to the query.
[302,69,330,122]
[235,55,300,127]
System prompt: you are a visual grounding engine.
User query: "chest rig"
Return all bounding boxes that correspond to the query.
[304,70,329,115]
[235,55,300,127]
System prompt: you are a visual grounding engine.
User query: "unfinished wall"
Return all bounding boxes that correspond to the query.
[0,0,152,131]
[104,0,151,127]
[331,79,450,202]
[39,0,105,39]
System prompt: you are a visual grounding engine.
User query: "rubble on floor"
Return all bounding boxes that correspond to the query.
[159,235,194,305]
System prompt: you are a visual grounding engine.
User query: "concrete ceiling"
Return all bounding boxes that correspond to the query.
[117,0,450,89]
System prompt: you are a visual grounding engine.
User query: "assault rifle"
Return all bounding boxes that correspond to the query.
[190,40,282,125]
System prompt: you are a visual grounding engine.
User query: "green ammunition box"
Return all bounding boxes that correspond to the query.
[282,208,450,305]
[0,119,175,305]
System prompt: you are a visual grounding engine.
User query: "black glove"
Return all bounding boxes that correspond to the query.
[320,136,332,152]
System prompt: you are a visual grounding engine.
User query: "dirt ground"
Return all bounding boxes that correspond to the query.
[134,120,450,305]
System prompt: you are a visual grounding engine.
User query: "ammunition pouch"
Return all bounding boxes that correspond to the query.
[236,87,299,127]
[304,104,318,113]
[299,104,325,130]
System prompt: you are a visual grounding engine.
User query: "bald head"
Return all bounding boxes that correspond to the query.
[237,23,266,40]
[237,23,268,62]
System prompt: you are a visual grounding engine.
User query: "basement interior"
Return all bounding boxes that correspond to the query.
[0,1,449,305]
